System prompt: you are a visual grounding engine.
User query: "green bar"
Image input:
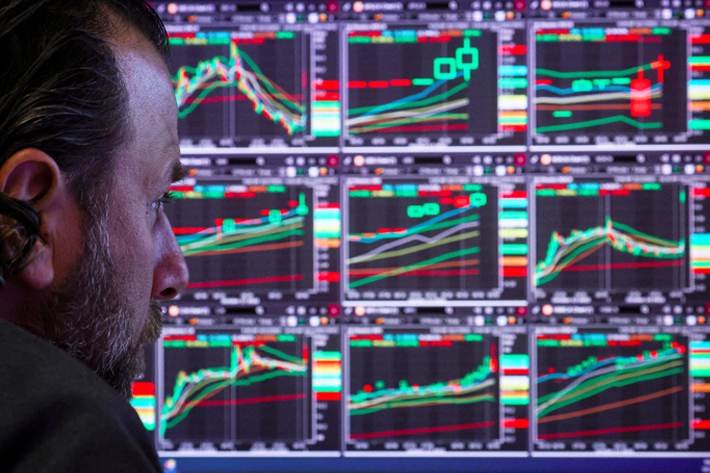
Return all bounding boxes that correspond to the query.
[691,369,710,377]
[463,29,482,36]
[203,191,224,199]
[348,37,371,43]
[464,184,483,191]
[689,56,710,65]
[642,183,662,190]
[395,341,419,347]
[314,351,342,360]
[552,111,572,118]
[652,27,671,34]
[501,397,529,405]
[500,354,530,368]
[394,36,417,43]
[611,77,631,85]
[168,38,185,45]
[689,120,710,130]
[164,341,186,348]
[582,35,605,41]
[312,101,340,110]
[276,31,295,39]
[395,191,418,197]
[537,34,559,41]
[349,190,371,197]
[536,189,556,196]
[500,211,528,220]
[277,334,296,342]
[207,38,230,45]
[267,185,286,193]
[208,341,232,347]
[172,191,184,199]
[412,78,435,86]
[653,333,672,341]
[577,189,598,196]
[465,334,484,341]
[500,244,528,255]
[498,78,527,89]
[681,190,686,204]
[538,339,560,346]
[350,340,372,347]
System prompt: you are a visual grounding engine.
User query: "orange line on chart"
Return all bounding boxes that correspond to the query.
[537,385,684,424]
[348,258,480,276]
[188,240,303,257]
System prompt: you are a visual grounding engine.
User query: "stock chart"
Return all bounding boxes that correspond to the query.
[168,25,339,148]
[533,178,688,303]
[532,24,687,145]
[344,24,527,147]
[345,327,529,452]
[534,329,690,452]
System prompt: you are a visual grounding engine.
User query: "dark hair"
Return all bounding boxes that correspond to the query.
[0,0,170,285]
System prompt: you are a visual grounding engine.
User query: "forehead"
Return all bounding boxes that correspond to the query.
[110,22,179,189]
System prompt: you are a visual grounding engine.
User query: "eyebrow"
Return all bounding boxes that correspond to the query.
[171,161,188,183]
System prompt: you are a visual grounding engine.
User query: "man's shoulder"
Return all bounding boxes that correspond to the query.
[0,319,162,473]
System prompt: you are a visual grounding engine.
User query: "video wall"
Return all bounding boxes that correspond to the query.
[141,1,710,471]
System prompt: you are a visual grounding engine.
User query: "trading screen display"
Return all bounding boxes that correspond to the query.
[142,1,710,472]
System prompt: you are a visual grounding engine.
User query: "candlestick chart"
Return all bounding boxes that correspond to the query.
[346,331,500,447]
[169,31,306,145]
[533,26,686,139]
[535,331,689,448]
[165,182,314,295]
[345,28,503,145]
[160,332,310,448]
[344,181,498,299]
[534,180,687,294]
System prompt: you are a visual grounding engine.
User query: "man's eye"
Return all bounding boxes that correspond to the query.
[152,191,175,212]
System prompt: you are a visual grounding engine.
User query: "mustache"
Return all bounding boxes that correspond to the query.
[139,301,163,346]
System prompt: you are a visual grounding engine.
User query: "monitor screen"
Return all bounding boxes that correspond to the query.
[132,1,710,471]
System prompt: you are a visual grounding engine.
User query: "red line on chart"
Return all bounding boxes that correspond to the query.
[187,274,304,289]
[349,421,495,440]
[195,393,305,407]
[559,260,684,272]
[537,422,683,440]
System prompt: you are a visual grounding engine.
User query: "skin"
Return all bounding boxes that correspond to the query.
[0,14,188,393]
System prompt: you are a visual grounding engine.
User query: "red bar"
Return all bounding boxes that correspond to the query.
[168,32,196,38]
[390,79,412,86]
[691,35,710,44]
[538,334,571,340]
[690,65,710,71]
[315,92,340,100]
[454,196,470,208]
[315,80,340,90]
[499,125,527,132]
[499,45,527,55]
[428,36,451,42]
[132,382,155,397]
[502,369,529,375]
[315,203,341,209]
[693,420,710,429]
[316,392,342,401]
[630,70,651,117]
[500,191,528,199]
[440,197,453,204]
[536,29,570,35]
[377,228,391,233]
[348,31,382,36]
[232,38,264,45]
[693,268,710,274]
[692,188,710,198]
[316,272,341,282]
[611,189,630,195]
[348,81,367,88]
[502,418,529,429]
[368,80,389,88]
[536,79,552,86]
[501,267,528,277]
[165,335,198,341]
[171,186,194,192]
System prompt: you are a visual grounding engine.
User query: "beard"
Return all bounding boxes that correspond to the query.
[24,195,162,400]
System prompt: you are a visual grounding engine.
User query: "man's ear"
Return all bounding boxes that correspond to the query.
[0,148,67,289]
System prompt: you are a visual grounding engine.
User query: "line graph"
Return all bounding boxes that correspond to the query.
[165,182,314,295]
[345,27,525,146]
[535,331,689,448]
[533,25,686,140]
[345,181,498,299]
[168,30,309,146]
[346,330,500,447]
[533,180,687,294]
[160,332,310,447]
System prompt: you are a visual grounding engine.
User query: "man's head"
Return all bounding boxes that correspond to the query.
[0,0,189,399]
